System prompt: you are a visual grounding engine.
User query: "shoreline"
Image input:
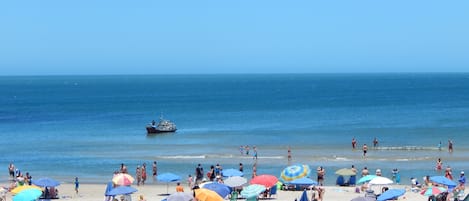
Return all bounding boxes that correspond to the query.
[1,182,440,201]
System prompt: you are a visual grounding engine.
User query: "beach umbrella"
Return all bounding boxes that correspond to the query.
[158,173,181,195]
[241,184,266,198]
[107,186,138,196]
[299,190,308,201]
[430,176,457,187]
[11,185,41,195]
[335,168,357,176]
[13,188,42,201]
[195,188,224,201]
[224,176,247,187]
[32,177,60,187]
[369,176,393,185]
[420,186,447,196]
[202,182,231,198]
[112,173,134,186]
[357,175,377,184]
[287,177,318,186]
[251,174,278,187]
[350,196,376,201]
[222,169,244,177]
[158,173,181,182]
[280,164,311,182]
[377,189,406,201]
[167,192,194,201]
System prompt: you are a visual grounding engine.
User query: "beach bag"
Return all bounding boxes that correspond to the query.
[207,172,212,178]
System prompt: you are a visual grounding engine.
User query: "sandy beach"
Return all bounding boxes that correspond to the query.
[1,182,440,201]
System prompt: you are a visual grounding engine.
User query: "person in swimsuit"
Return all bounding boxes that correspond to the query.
[436,158,443,171]
[362,144,368,158]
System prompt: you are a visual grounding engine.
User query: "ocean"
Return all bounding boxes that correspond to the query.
[1,73,469,185]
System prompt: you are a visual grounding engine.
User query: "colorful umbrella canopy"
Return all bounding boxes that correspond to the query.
[13,188,42,201]
[421,186,446,196]
[222,169,244,177]
[202,182,231,198]
[107,186,138,196]
[335,168,357,176]
[377,189,406,201]
[224,176,247,187]
[430,176,457,187]
[241,184,266,198]
[112,173,135,186]
[195,188,224,201]
[357,175,377,184]
[287,177,318,185]
[280,164,311,182]
[167,192,194,201]
[11,185,41,195]
[32,177,60,187]
[369,176,393,185]
[251,174,278,187]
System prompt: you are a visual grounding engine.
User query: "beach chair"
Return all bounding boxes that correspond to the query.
[230,190,238,201]
[269,185,277,198]
[246,197,258,201]
[348,175,356,186]
[336,176,347,186]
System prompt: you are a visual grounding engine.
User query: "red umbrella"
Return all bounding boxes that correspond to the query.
[250,174,278,188]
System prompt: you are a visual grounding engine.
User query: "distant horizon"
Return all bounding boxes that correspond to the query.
[2,71,469,77]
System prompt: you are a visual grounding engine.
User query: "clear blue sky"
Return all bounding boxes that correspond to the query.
[1,0,468,75]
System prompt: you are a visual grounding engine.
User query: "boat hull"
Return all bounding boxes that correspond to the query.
[146,126,177,134]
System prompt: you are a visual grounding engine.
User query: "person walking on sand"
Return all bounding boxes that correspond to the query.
[74,177,79,194]
[362,144,368,158]
[187,175,194,189]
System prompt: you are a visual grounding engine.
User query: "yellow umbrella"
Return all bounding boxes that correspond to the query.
[11,185,42,195]
[195,188,223,201]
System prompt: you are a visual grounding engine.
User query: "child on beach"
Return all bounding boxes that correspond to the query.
[187,175,194,188]
[74,177,79,194]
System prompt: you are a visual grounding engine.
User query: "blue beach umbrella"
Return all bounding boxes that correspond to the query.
[241,184,266,198]
[288,177,318,186]
[202,182,231,198]
[106,186,138,196]
[158,173,181,182]
[222,168,244,177]
[13,188,42,201]
[377,189,406,201]
[32,177,60,187]
[430,176,457,187]
[158,173,181,195]
[280,164,311,182]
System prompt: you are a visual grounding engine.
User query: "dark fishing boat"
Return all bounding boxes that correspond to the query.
[146,117,177,134]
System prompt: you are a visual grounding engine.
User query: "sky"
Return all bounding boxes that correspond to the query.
[1,0,469,75]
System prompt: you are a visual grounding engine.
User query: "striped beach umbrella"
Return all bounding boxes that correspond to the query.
[11,185,41,195]
[112,173,135,186]
[280,164,311,182]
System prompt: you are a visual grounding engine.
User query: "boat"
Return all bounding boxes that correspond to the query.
[146,117,177,134]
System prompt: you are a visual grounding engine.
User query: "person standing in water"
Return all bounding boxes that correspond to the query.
[362,144,368,158]
[352,138,357,150]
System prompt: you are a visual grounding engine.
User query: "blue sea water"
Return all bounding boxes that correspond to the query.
[1,73,469,185]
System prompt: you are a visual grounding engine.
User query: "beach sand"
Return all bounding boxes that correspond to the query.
[1,182,433,201]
